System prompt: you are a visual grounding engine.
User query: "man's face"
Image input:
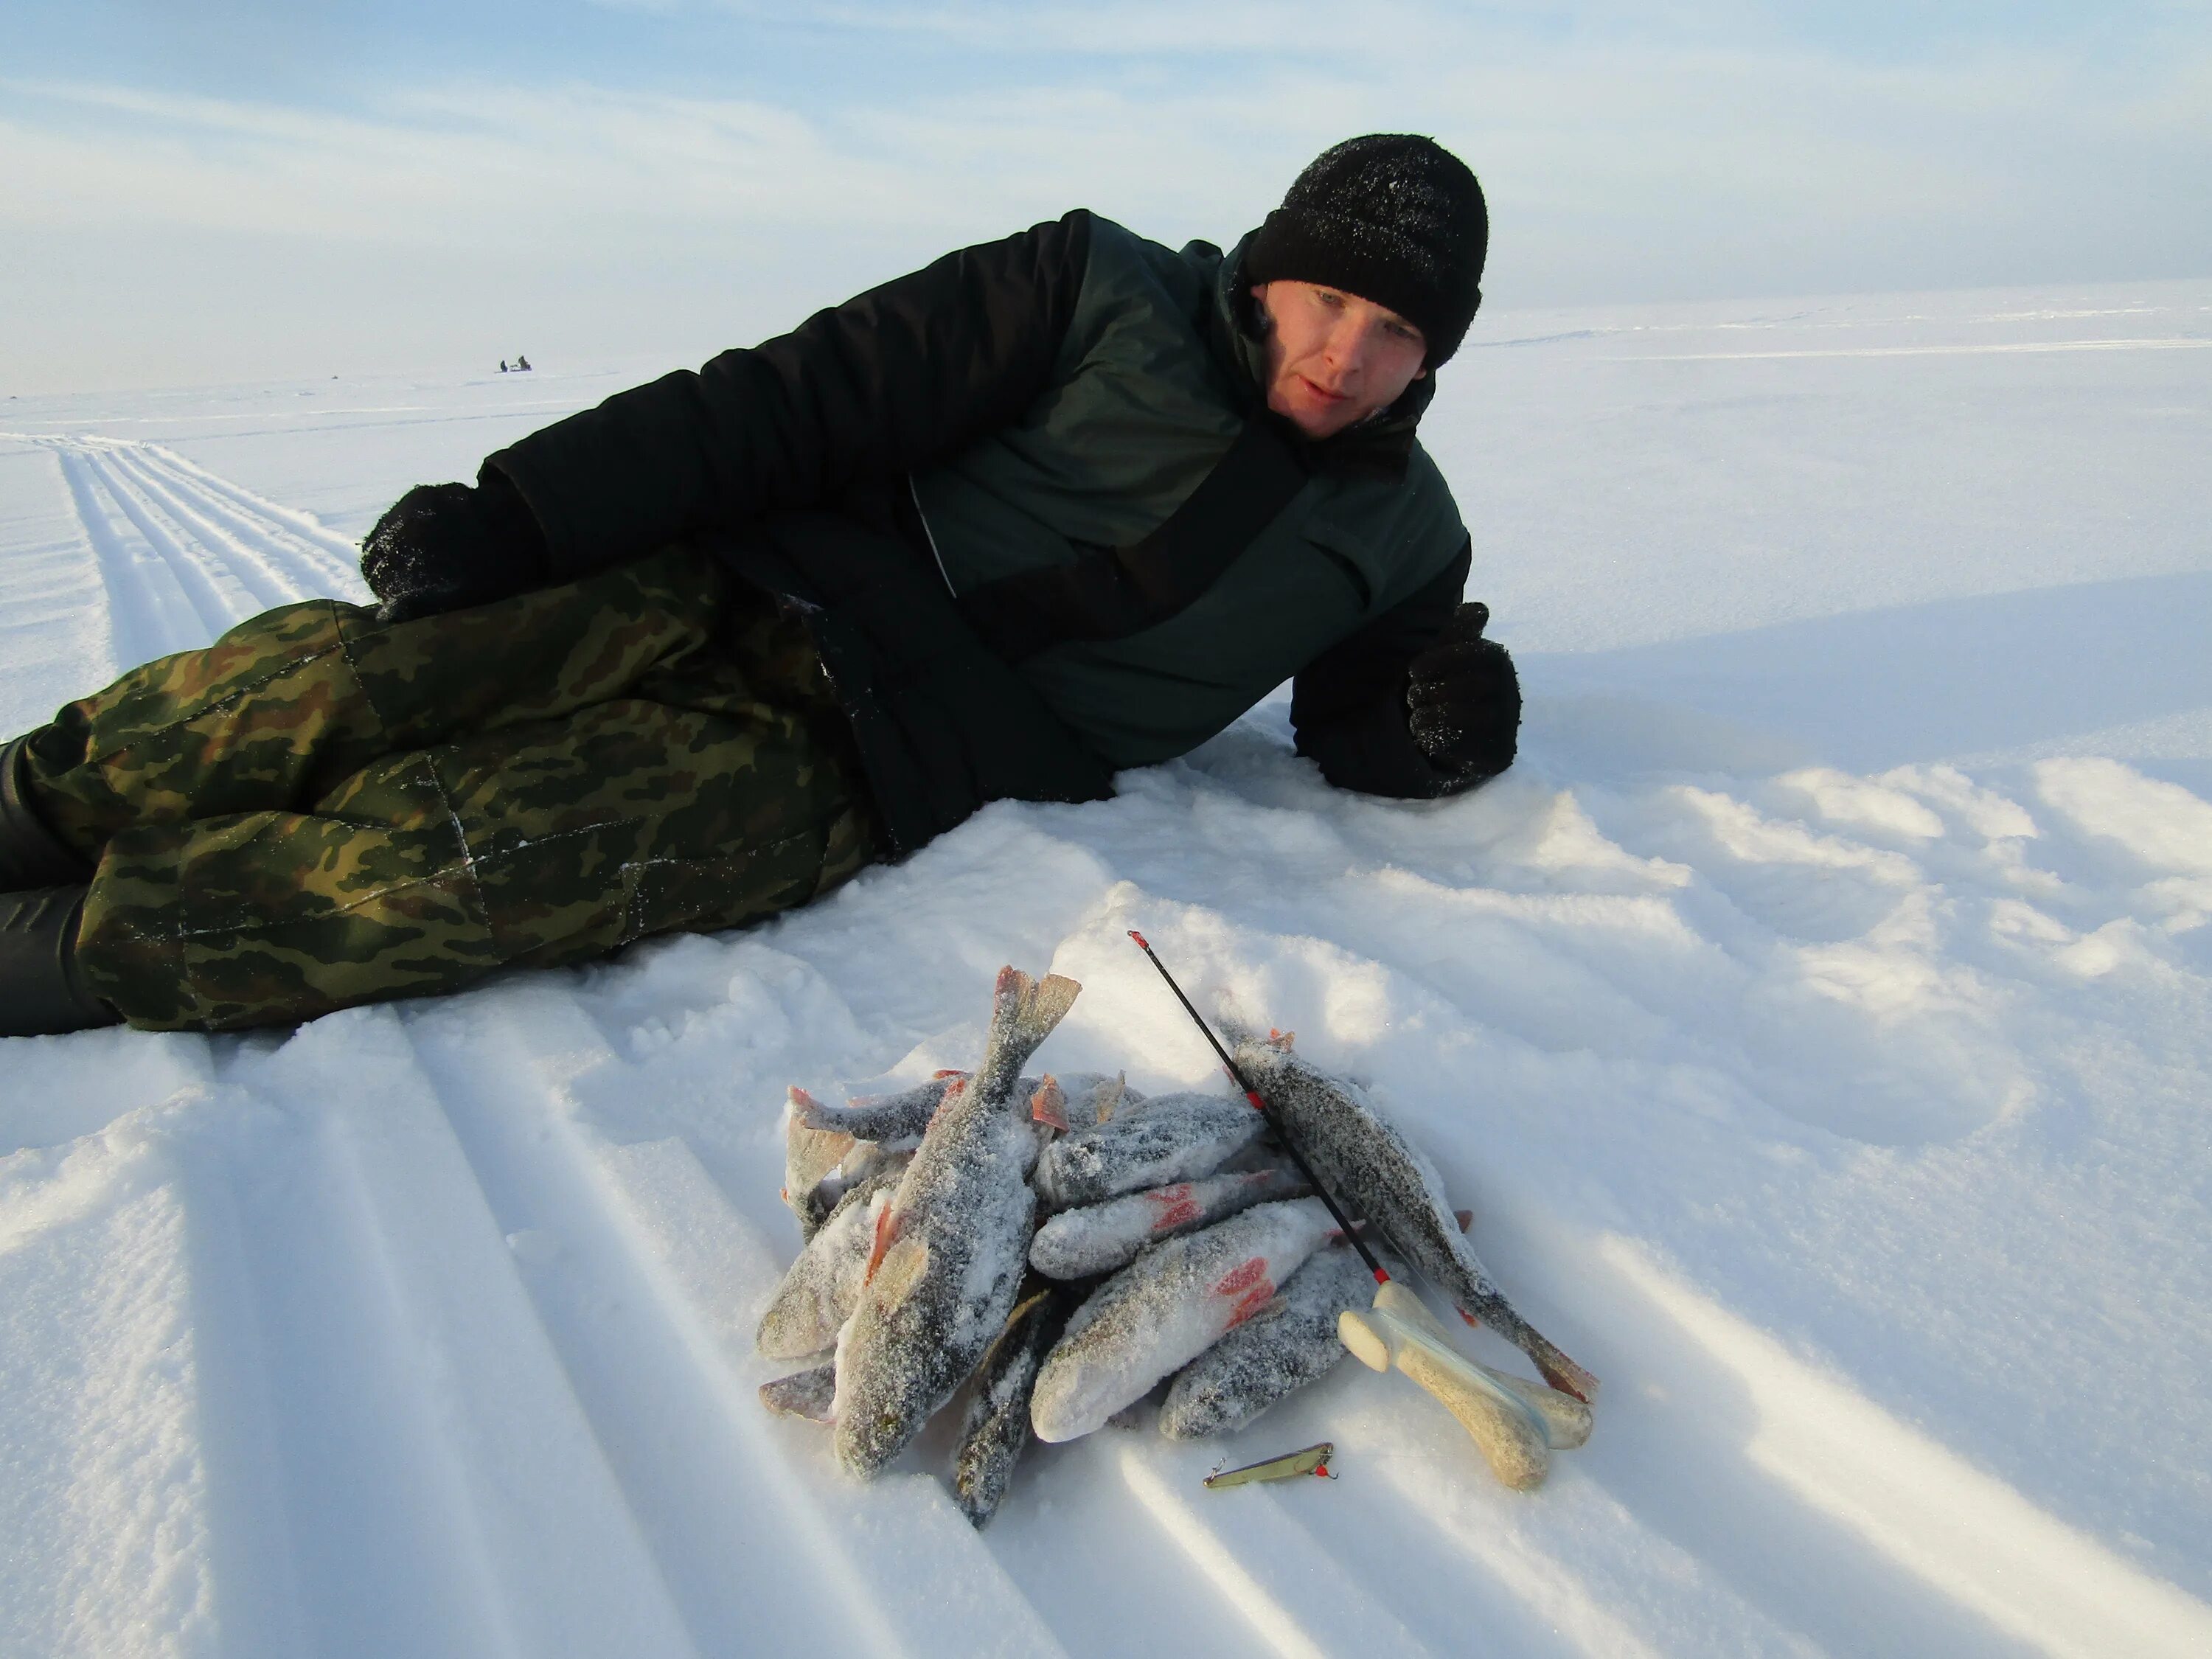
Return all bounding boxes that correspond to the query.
[1251,279,1429,440]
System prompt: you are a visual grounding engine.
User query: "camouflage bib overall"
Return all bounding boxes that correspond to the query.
[20,548,876,1029]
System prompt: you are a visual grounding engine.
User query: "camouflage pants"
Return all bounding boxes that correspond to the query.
[21,548,878,1031]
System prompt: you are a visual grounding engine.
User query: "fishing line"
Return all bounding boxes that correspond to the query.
[1127,931,1390,1284]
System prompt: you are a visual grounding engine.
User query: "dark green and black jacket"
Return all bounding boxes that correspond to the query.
[490,212,1482,856]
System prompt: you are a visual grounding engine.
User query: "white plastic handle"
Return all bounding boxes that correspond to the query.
[1340,1281,1589,1489]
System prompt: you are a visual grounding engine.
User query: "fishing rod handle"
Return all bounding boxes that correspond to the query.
[1339,1282,1552,1490]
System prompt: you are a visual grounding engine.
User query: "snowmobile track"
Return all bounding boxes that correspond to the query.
[10,432,367,670]
[399,989,1071,1659]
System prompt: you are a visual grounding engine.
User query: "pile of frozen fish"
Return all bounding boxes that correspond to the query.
[756,966,1599,1526]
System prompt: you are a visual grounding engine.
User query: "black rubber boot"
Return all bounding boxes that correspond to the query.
[1,886,123,1037]
[1,734,94,891]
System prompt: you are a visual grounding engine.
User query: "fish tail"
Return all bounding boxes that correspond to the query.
[784,1087,855,1212]
[1526,1340,1601,1405]
[1462,1301,1601,1405]
[983,967,1082,1080]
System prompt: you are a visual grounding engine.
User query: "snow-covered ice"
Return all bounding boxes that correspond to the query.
[3,281,2209,1657]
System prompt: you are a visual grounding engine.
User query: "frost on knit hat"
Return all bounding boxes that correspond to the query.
[1244,134,1488,366]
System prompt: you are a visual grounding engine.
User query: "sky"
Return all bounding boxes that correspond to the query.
[3,1,2210,394]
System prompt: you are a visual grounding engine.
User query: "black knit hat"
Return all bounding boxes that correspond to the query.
[1244,134,1487,366]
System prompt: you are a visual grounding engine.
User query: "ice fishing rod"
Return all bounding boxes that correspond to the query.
[1127,931,1388,1284]
[1128,931,1575,1489]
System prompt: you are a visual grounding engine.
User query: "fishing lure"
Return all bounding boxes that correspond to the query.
[1202,1441,1338,1489]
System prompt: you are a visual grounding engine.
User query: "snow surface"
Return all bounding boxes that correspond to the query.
[3,281,2210,1658]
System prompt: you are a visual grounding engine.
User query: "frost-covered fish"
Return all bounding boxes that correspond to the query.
[1029,1198,1337,1443]
[952,1284,1074,1528]
[1231,1031,1599,1403]
[1159,1242,1376,1439]
[832,967,1082,1478]
[1029,1166,1309,1279]
[791,1074,960,1148]
[757,1169,902,1360]
[786,1070,1124,1236]
[796,1070,1134,1146]
[782,1076,987,1237]
[1032,1091,1265,1210]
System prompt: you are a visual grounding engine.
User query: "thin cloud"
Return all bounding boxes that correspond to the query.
[1,3,2208,393]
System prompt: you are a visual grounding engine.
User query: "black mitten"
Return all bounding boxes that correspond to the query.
[1405,601,1520,779]
[360,470,550,624]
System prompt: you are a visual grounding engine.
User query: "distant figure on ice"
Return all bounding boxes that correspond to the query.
[515,355,532,371]
[499,360,509,372]
[1,135,1518,1034]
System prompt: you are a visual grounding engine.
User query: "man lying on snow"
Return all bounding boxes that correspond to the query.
[0,134,1520,1037]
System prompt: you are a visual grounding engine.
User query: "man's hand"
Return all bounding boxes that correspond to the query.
[360,471,550,624]
[1405,601,1519,779]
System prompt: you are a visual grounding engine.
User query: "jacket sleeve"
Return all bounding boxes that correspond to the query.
[484,211,1095,579]
[1290,538,1485,799]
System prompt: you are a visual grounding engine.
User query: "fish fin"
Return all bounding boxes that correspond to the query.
[973,1287,1057,1379]
[973,967,1082,1085]
[1003,968,1082,1046]
[1031,1075,1069,1130]
[931,1068,967,1079]
[785,1088,855,1208]
[791,1126,855,1176]
[1006,1287,1055,1327]
[788,1088,857,1151]
[759,1363,839,1424]
[1456,1208,1474,1233]
[1098,1071,1127,1124]
[1531,1351,1601,1406]
[1458,1304,1601,1405]
[870,1236,931,1309]
[928,1074,968,1128]
[1267,1029,1295,1051]
[864,1204,904,1282]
